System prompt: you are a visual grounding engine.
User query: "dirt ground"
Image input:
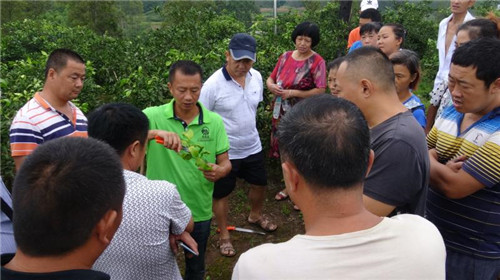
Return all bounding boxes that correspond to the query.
[177,179,305,280]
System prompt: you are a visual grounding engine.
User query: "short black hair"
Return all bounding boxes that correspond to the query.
[88,103,149,156]
[382,23,406,46]
[345,46,395,91]
[360,8,381,22]
[291,21,320,48]
[390,49,421,90]
[45,48,85,79]
[168,60,203,84]
[457,16,500,40]
[360,22,382,36]
[452,38,500,88]
[327,57,345,72]
[12,137,125,256]
[277,94,370,190]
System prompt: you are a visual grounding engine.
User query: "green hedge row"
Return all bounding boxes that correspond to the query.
[0,1,451,186]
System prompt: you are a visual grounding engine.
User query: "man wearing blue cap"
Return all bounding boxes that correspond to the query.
[200,33,277,257]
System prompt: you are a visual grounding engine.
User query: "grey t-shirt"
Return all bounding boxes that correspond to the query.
[364,111,430,216]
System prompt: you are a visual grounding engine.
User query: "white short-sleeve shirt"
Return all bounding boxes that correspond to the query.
[233,214,446,280]
[433,11,475,91]
[200,67,264,160]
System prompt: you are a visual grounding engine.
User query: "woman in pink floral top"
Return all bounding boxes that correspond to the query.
[266,21,326,203]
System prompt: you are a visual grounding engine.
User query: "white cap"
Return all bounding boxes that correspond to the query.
[360,0,378,11]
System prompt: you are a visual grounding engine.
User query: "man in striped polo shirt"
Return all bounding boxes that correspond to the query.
[9,49,87,171]
[426,38,500,280]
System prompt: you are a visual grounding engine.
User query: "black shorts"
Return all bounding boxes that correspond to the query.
[212,151,267,199]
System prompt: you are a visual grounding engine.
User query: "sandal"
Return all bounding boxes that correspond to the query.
[248,214,278,232]
[219,238,236,257]
[274,190,289,201]
[293,204,300,211]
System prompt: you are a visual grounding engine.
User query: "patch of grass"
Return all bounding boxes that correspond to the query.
[201,180,305,279]
[249,237,257,248]
[281,203,291,216]
[232,203,243,215]
[209,224,219,236]
[206,254,234,280]
[231,187,248,214]
[235,187,247,201]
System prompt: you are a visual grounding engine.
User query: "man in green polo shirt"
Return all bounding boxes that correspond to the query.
[143,60,231,280]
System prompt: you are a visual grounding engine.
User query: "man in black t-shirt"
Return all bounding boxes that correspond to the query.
[1,137,125,280]
[335,46,429,216]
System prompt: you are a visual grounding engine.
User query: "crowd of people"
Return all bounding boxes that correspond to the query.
[2,0,500,279]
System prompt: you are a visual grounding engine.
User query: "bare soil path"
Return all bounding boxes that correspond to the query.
[177,179,305,280]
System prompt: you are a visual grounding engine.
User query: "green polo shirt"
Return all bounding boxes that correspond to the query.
[143,100,229,222]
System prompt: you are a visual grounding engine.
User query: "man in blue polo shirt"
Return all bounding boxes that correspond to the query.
[200,33,277,257]
[426,38,500,280]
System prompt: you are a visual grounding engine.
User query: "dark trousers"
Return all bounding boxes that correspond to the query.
[184,220,211,280]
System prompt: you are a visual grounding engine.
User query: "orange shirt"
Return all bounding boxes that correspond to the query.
[347,27,361,48]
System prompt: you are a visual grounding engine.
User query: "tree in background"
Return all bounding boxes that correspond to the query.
[143,0,166,13]
[117,1,148,37]
[160,0,246,51]
[67,1,122,36]
[3,0,499,190]
[472,0,500,17]
[381,0,439,97]
[1,1,52,24]
[339,0,353,22]
[302,0,322,13]
[217,0,260,27]
[161,0,217,29]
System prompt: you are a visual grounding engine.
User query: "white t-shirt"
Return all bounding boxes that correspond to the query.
[200,67,263,160]
[232,214,446,280]
[433,11,475,91]
[93,170,191,280]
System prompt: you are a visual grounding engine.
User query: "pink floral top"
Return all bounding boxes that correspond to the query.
[269,51,326,158]
[270,51,326,91]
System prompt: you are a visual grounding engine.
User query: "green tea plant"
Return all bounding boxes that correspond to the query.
[2,0,461,187]
[155,129,212,171]
[180,129,213,171]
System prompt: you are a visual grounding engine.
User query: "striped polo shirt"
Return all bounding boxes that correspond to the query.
[426,105,500,259]
[9,92,88,157]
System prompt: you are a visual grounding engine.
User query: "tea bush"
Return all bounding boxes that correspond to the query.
[5,0,495,186]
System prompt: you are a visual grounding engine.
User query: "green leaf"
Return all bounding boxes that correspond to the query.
[201,163,212,171]
[119,78,129,87]
[183,129,194,140]
[0,78,7,88]
[188,146,200,157]
[179,150,192,160]
[195,157,212,171]
[200,150,210,157]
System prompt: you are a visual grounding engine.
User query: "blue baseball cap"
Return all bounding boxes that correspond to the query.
[229,33,257,62]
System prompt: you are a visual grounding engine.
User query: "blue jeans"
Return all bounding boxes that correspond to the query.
[184,220,211,280]
[446,249,500,280]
